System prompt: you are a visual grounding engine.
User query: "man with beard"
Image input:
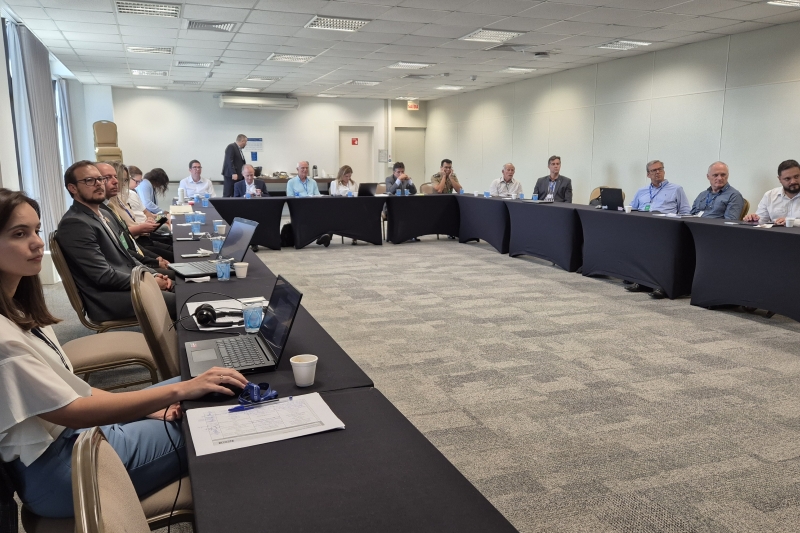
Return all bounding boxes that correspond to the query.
[57,161,175,322]
[744,159,800,225]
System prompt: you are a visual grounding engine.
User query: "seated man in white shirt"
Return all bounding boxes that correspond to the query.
[179,160,216,199]
[744,159,800,225]
[233,165,269,197]
[489,163,523,197]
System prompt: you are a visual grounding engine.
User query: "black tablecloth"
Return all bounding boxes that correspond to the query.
[210,197,285,250]
[286,196,385,248]
[577,208,695,299]
[386,195,460,244]
[456,196,510,254]
[686,218,800,320]
[506,201,583,272]
[186,388,517,533]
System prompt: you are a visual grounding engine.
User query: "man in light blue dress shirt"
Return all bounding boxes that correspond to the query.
[285,161,330,246]
[629,160,691,215]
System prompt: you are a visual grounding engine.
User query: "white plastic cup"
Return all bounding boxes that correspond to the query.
[217,224,227,236]
[625,206,632,213]
[786,218,796,227]
[510,193,517,200]
[473,191,479,197]
[234,262,249,278]
[178,188,185,204]
[290,355,318,387]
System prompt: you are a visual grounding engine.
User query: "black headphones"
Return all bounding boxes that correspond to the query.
[194,303,243,328]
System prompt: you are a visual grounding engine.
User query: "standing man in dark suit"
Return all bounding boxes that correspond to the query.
[233,164,269,197]
[222,134,248,197]
[533,155,573,203]
[57,160,175,323]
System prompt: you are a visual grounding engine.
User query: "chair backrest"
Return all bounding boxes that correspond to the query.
[49,231,100,332]
[740,198,750,220]
[375,183,387,195]
[420,182,434,195]
[131,266,179,379]
[93,121,118,148]
[72,427,150,533]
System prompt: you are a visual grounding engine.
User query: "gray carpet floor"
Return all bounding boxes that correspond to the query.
[29,232,800,533]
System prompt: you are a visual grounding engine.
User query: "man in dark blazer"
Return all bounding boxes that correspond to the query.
[57,161,175,323]
[221,134,248,197]
[533,155,573,203]
[233,164,269,197]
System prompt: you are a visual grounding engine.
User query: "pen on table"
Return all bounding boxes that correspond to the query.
[228,396,292,412]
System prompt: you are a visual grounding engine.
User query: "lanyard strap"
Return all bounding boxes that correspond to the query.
[649,183,666,203]
[548,180,557,193]
[31,327,70,371]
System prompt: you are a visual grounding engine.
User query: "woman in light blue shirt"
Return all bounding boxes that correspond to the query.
[136,168,170,214]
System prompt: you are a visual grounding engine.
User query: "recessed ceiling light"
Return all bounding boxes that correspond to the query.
[305,15,370,32]
[388,61,432,69]
[234,87,261,92]
[598,40,651,50]
[502,67,536,73]
[187,20,236,32]
[268,53,315,63]
[318,94,339,98]
[131,69,168,76]
[135,85,164,90]
[246,75,281,81]
[127,46,172,54]
[172,80,201,85]
[176,61,212,68]
[348,80,380,86]
[436,85,463,91]
[767,0,800,5]
[461,28,522,43]
[395,96,418,100]
[116,1,180,18]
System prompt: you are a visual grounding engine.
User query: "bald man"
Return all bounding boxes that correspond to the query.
[690,162,743,219]
[489,163,523,197]
[286,161,321,197]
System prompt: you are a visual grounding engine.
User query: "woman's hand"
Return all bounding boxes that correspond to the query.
[148,402,182,421]
[178,367,249,400]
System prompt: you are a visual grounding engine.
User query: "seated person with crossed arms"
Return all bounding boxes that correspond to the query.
[234,165,269,197]
[744,159,800,225]
[286,161,331,247]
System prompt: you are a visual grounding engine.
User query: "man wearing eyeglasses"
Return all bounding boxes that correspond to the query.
[57,160,175,322]
[179,160,216,199]
[630,160,690,215]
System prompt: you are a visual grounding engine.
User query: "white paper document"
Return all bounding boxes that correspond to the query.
[187,393,345,456]
[186,297,266,331]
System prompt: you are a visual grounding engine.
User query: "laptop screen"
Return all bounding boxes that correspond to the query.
[219,217,258,260]
[259,276,303,363]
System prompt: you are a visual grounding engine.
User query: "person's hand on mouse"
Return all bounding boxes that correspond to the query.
[180,367,248,400]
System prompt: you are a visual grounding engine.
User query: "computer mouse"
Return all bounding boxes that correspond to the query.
[202,382,244,402]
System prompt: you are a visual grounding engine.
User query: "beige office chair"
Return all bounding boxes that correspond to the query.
[50,232,139,334]
[71,427,193,533]
[61,333,159,390]
[130,266,180,379]
[740,198,750,220]
[93,121,123,163]
[420,182,434,195]
[589,186,626,204]
[376,183,388,241]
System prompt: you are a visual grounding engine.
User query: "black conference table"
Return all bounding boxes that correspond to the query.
[506,201,583,272]
[210,197,285,251]
[685,218,800,320]
[385,194,460,244]
[286,196,385,248]
[456,195,511,254]
[577,207,696,299]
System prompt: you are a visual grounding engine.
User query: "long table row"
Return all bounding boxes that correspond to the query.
[172,205,517,533]
[211,195,800,321]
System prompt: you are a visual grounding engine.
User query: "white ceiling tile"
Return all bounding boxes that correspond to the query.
[182,5,252,22]
[247,10,314,25]
[504,31,571,43]
[227,41,280,51]
[401,0,475,8]
[3,0,41,6]
[517,2,597,19]
[602,0,686,9]
[28,29,64,40]
[62,32,121,43]
[345,31,406,43]
[627,27,696,38]
[661,0,749,16]
[222,49,271,59]
[318,1,394,17]
[626,12,695,27]
[254,0,327,13]
[377,7,450,23]
[55,21,118,33]
[237,23,299,36]
[570,7,648,22]
[463,0,542,16]
[116,14,182,28]
[220,56,264,64]
[23,19,59,30]
[706,19,772,32]
[666,30,719,41]
[412,23,476,37]
[392,35,453,46]
[175,39,225,49]
[179,30,235,41]
[549,33,618,45]
[186,0,258,7]
[433,11,506,25]
[38,0,112,10]
[535,19,610,32]
[282,36,340,48]
[713,3,798,20]
[6,6,48,18]
[120,26,180,38]
[663,15,738,29]
[486,16,557,31]
[45,8,116,23]
[756,9,800,23]
[292,28,349,40]
[579,23,644,35]
[360,20,426,33]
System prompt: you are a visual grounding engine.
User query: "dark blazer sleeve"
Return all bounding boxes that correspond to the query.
[256,180,269,196]
[533,177,546,198]
[233,180,245,197]
[57,216,133,291]
[562,178,573,203]
[223,143,236,177]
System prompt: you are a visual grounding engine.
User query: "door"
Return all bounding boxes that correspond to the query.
[338,126,374,184]
[393,128,426,183]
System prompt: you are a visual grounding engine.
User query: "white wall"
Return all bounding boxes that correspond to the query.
[110,89,387,204]
[426,21,800,207]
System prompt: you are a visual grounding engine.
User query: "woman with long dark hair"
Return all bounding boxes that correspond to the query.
[0,189,246,517]
[135,167,170,215]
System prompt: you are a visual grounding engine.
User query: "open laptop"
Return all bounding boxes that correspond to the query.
[357,183,378,197]
[599,188,625,211]
[186,276,303,376]
[169,217,258,278]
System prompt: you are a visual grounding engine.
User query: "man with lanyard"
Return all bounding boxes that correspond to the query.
[489,163,523,197]
[625,160,690,299]
[629,160,690,215]
[690,162,743,219]
[533,156,573,202]
[285,161,330,247]
[744,159,800,225]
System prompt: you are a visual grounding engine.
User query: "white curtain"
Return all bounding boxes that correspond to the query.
[6,21,67,248]
[55,78,74,174]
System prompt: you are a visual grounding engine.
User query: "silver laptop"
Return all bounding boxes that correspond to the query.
[169,218,258,277]
[185,276,303,376]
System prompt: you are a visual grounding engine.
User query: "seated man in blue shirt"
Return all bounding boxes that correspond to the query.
[285,161,330,247]
[626,160,690,299]
[690,162,743,219]
[630,160,690,215]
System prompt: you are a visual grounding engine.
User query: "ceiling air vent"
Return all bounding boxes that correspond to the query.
[403,74,436,80]
[127,46,172,54]
[187,20,237,32]
[116,1,180,18]
[172,80,202,85]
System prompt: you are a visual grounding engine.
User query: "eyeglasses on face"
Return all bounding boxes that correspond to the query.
[647,167,665,174]
[76,176,108,186]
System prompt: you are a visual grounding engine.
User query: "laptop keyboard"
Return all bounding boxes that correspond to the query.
[216,336,270,369]
[189,261,218,274]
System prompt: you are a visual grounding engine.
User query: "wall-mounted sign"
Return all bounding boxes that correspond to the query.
[407,101,419,111]
[247,137,263,151]
[352,138,359,145]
